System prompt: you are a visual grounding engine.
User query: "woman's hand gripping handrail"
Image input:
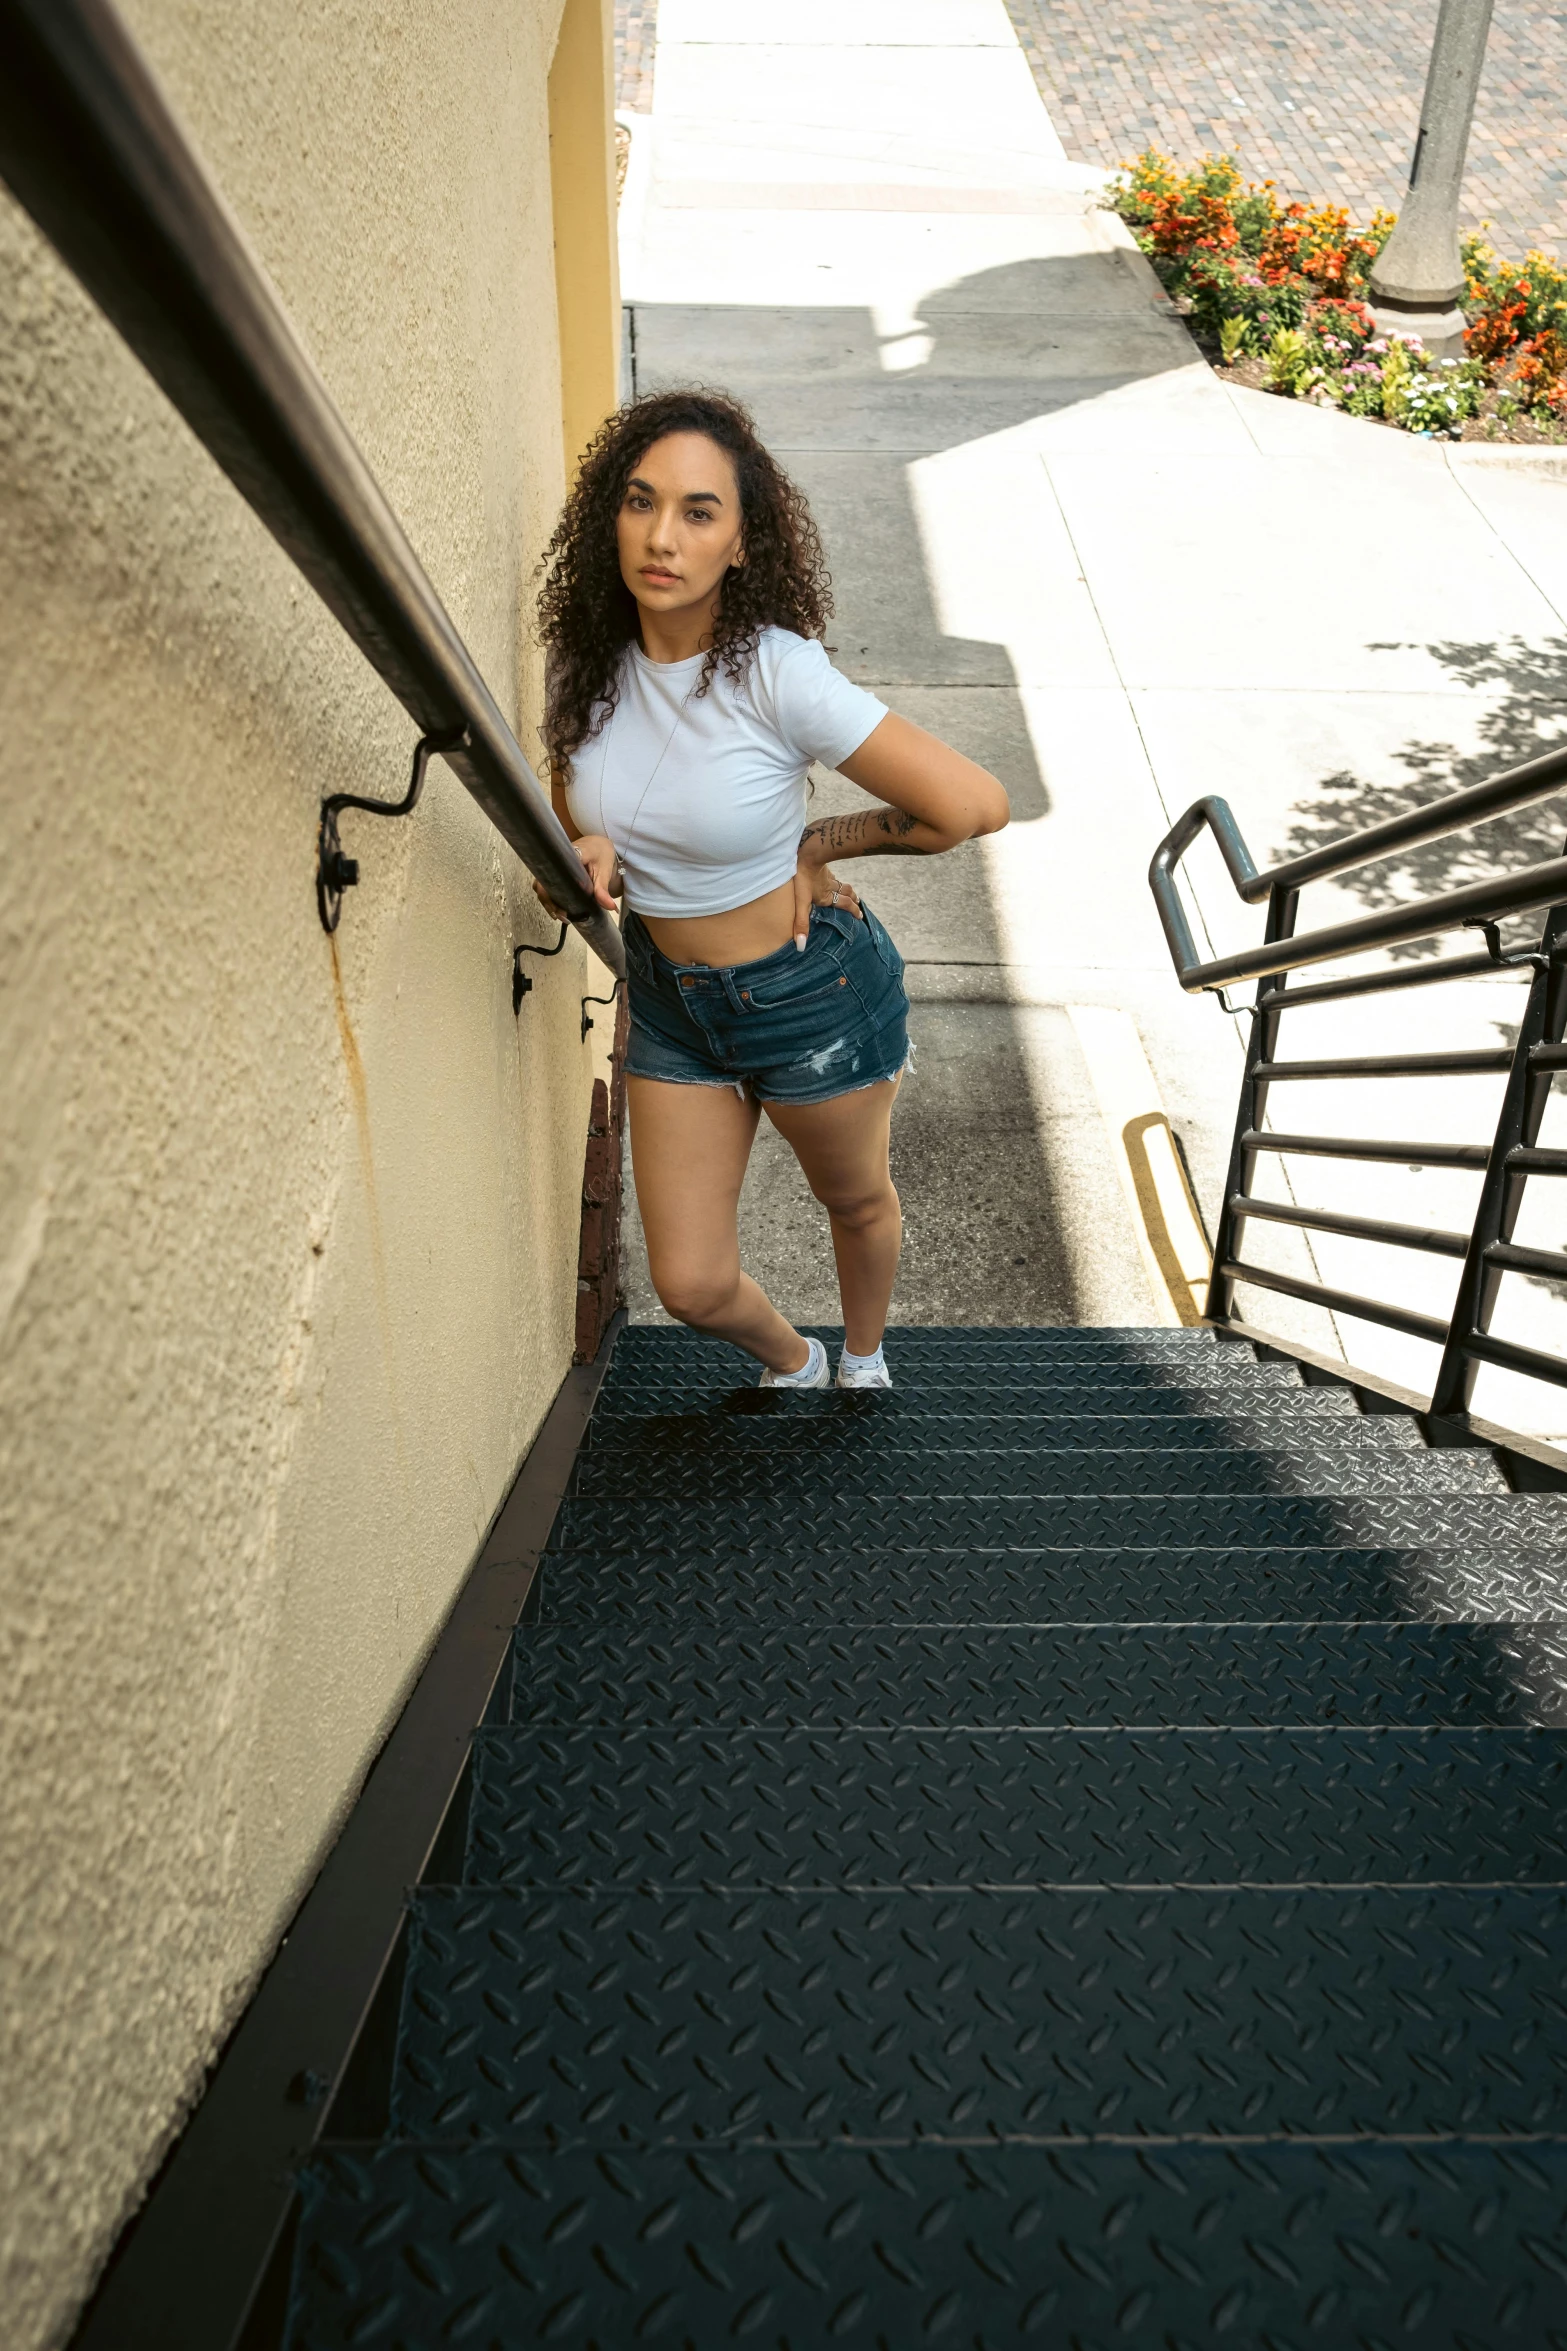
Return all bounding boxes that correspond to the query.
[1150,738,1567,996]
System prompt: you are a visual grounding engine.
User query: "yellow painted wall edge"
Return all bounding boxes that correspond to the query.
[549,0,624,471]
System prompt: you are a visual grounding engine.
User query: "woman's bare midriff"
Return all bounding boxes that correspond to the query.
[637,878,802,968]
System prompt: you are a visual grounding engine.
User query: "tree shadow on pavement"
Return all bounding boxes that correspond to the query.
[1283,636,1567,958]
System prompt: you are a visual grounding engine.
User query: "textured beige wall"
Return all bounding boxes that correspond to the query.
[0,3,603,2344]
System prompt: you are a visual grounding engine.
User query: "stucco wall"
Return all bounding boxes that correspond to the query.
[0,4,604,2342]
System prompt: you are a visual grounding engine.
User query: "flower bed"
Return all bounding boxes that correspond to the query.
[1110,150,1567,443]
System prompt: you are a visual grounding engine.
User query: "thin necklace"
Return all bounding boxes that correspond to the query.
[610,648,700,866]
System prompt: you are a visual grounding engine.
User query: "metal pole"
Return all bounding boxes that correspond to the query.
[1367,0,1494,358]
[0,0,624,978]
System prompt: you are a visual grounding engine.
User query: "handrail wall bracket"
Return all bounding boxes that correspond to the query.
[581,981,624,1042]
[317,727,465,935]
[512,921,569,1015]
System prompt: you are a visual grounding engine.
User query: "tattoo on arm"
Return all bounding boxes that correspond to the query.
[801,806,929,860]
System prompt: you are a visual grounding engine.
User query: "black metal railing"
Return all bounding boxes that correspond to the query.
[1149,734,1567,1425]
[0,0,622,977]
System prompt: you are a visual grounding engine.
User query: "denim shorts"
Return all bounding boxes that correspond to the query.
[622,900,910,1105]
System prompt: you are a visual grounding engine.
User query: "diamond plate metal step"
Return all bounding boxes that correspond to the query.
[466,1726,1567,1889]
[550,1491,1567,1556]
[288,2140,1567,2348]
[601,1333,1292,1378]
[537,1546,1567,1625]
[568,1443,1502,1502]
[391,1883,1567,2145]
[596,1351,1325,1400]
[503,1623,1567,1730]
[616,1324,1232,1353]
[582,1405,1408,1458]
[603,1322,1273,1361]
[601,1346,1295,1380]
[283,1319,1567,2348]
[595,1373,1335,1413]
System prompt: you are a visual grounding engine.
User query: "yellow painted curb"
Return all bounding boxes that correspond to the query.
[1067,1005,1212,1326]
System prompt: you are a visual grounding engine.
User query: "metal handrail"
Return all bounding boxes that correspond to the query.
[1149,752,1567,1435]
[0,0,623,978]
[1150,739,1567,994]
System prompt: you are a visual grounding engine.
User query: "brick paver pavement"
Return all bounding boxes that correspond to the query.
[615,0,658,114]
[1003,0,1567,262]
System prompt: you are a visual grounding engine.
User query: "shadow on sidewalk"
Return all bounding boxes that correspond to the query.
[1283,635,1567,959]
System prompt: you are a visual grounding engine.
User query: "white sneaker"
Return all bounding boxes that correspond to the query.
[759,1335,831,1389]
[836,1348,892,1390]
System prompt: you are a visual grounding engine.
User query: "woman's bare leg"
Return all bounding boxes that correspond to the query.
[627,1075,811,1371]
[766,1078,902,1355]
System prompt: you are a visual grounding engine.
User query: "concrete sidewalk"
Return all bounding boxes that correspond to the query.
[616,0,1567,1424]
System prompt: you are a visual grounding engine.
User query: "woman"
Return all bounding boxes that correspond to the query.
[537,390,1008,1391]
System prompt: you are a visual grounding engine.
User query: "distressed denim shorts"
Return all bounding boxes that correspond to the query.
[622,900,910,1106]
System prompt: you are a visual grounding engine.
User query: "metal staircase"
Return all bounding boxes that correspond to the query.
[19,10,1567,2343]
[283,1324,1567,2344]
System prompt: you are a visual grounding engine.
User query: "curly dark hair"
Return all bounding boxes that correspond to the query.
[537,389,832,765]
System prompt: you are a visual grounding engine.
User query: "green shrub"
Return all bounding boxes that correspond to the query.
[1267,327,1313,396]
[1218,314,1249,366]
[1381,338,1413,423]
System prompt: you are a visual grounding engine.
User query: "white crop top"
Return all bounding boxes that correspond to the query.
[562,627,888,919]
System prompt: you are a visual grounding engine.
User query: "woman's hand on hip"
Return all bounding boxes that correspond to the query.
[533,831,621,920]
[792,836,863,950]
